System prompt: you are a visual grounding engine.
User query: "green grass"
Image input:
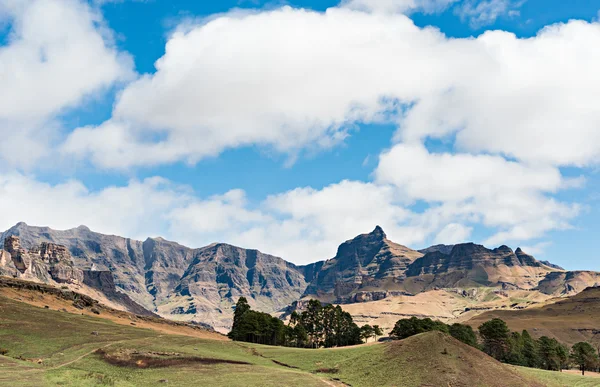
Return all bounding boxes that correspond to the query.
[2,295,600,386]
[513,366,600,387]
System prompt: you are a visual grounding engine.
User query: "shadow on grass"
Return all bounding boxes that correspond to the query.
[95,349,251,369]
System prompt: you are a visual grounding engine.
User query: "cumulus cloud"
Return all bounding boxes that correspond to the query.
[0,0,134,168]
[60,6,600,170]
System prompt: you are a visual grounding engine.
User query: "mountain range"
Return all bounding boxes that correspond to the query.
[1,222,599,332]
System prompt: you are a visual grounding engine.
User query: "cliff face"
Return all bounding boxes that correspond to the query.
[303,226,423,301]
[159,243,309,332]
[404,243,555,291]
[1,235,84,284]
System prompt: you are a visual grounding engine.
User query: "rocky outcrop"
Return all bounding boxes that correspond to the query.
[0,235,83,284]
[418,244,454,255]
[303,226,423,302]
[539,260,565,271]
[535,271,600,296]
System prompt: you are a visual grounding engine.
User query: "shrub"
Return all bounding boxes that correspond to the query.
[0,348,9,356]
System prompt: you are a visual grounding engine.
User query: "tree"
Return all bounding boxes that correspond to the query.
[449,323,478,348]
[391,317,448,340]
[478,318,511,361]
[372,325,384,341]
[360,325,374,343]
[228,297,251,341]
[521,330,540,368]
[300,300,324,348]
[571,342,599,375]
[556,343,569,372]
[538,336,566,371]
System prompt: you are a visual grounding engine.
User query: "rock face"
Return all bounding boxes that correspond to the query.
[159,243,310,331]
[303,226,423,302]
[403,243,555,292]
[1,235,84,284]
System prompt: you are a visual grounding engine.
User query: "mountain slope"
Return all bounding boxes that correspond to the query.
[0,223,313,332]
[303,226,423,302]
[158,243,310,331]
[466,286,600,347]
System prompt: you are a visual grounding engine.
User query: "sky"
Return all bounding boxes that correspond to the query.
[1,0,600,269]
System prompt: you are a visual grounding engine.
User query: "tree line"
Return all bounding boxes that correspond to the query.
[391,316,600,375]
[228,298,382,348]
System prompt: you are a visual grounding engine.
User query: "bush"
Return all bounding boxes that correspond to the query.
[390,317,448,340]
[0,348,8,356]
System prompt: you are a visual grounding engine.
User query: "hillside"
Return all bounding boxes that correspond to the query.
[466,286,600,347]
[0,291,571,387]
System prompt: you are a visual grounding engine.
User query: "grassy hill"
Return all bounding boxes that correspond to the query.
[467,286,600,346]
[0,287,596,386]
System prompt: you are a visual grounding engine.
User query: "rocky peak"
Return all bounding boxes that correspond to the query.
[303,227,422,301]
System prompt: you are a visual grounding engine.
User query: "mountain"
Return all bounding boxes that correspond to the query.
[302,226,423,302]
[402,243,557,293]
[157,242,311,330]
[418,244,454,255]
[2,222,598,332]
[0,223,312,332]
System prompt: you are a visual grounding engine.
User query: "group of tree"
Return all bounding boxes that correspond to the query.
[227,297,287,345]
[479,318,600,375]
[228,298,382,348]
[390,316,478,348]
[390,316,599,375]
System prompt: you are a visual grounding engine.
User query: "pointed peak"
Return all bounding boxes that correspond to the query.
[371,225,386,239]
[515,247,524,254]
[13,221,28,228]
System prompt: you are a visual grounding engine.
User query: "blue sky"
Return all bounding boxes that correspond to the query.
[1,0,600,269]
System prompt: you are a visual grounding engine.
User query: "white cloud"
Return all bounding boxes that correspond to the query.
[60,6,600,171]
[375,144,580,246]
[0,0,134,168]
[434,223,472,244]
[456,0,524,28]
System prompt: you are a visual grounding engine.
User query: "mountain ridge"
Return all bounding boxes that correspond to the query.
[1,222,597,333]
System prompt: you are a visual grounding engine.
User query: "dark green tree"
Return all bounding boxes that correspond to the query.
[571,342,599,375]
[360,324,374,342]
[538,336,562,371]
[372,325,384,341]
[478,318,511,361]
[391,317,448,340]
[449,323,478,348]
[228,297,251,341]
[521,330,539,368]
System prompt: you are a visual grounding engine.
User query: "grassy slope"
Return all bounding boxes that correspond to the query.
[251,331,546,387]
[1,294,597,387]
[467,286,600,346]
